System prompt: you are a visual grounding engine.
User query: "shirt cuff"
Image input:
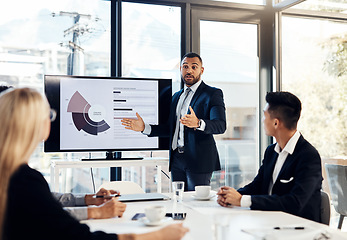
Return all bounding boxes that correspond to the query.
[53,193,76,207]
[142,123,151,135]
[75,195,86,206]
[240,195,252,208]
[196,119,206,131]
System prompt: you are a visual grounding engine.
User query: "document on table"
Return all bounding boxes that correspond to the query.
[241,226,342,240]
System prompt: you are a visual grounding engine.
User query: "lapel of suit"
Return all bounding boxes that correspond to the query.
[264,149,278,188]
[189,81,205,110]
[274,135,304,184]
[169,89,184,138]
[172,89,184,116]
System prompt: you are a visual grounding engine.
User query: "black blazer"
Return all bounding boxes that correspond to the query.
[4,164,117,240]
[149,81,226,173]
[238,135,323,222]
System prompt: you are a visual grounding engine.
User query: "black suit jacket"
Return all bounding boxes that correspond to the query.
[238,135,323,222]
[4,164,117,240]
[149,81,226,173]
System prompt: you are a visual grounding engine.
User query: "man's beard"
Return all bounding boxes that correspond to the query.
[181,73,201,86]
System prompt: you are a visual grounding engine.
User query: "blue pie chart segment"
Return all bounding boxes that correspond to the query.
[67,91,110,135]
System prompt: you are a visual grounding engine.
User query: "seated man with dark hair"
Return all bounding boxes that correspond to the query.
[217,91,323,222]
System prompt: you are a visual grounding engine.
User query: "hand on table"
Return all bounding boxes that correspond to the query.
[88,198,127,219]
[217,186,242,207]
[85,188,119,206]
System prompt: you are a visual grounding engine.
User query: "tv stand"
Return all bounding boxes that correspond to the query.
[81,157,144,161]
[81,151,143,161]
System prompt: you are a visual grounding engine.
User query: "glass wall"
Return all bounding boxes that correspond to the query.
[281,16,347,159]
[200,20,259,189]
[122,2,181,92]
[3,0,346,199]
[121,2,181,192]
[292,0,347,13]
[281,10,347,230]
[0,0,111,193]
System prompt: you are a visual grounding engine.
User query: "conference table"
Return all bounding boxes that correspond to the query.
[82,192,347,240]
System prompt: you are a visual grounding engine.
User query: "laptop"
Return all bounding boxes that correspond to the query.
[118,193,170,202]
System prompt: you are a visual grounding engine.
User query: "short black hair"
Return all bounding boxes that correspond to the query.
[266,91,301,130]
[181,52,203,65]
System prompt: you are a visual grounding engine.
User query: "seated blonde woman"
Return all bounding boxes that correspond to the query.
[0,88,188,240]
[0,85,126,222]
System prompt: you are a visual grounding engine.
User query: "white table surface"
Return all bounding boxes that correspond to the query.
[81,192,347,240]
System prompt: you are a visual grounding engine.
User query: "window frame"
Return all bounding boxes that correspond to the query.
[111,0,347,167]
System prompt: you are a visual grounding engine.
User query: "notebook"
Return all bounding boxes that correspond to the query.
[118,193,170,202]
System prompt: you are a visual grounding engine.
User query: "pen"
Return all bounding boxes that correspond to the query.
[274,227,305,230]
[94,194,121,199]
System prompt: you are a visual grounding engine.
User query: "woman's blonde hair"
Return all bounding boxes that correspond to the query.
[0,88,50,238]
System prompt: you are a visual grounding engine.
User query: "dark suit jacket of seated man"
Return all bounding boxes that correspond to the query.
[238,134,322,221]
[217,91,322,222]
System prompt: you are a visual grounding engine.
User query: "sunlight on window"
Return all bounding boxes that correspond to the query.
[292,0,347,13]
[282,16,347,158]
[0,0,111,193]
[122,2,181,92]
[200,20,259,189]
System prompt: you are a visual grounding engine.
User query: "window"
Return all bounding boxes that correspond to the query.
[282,16,347,158]
[292,0,347,13]
[200,20,259,189]
[122,2,181,92]
[0,0,111,192]
[121,2,181,192]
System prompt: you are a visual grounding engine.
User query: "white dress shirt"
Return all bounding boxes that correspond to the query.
[175,80,203,148]
[52,192,88,220]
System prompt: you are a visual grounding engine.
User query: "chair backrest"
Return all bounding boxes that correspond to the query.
[325,164,347,215]
[320,191,331,225]
[98,181,145,194]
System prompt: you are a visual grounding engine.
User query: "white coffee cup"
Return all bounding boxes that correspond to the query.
[195,185,211,198]
[145,205,166,223]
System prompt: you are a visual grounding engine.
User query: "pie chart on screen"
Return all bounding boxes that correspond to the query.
[67,91,110,135]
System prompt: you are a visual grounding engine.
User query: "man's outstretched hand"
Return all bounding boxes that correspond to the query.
[121,112,145,132]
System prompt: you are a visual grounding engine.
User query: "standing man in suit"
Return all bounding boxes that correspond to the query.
[122,52,226,191]
[217,91,323,222]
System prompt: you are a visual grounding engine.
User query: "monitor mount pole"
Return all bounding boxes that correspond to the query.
[81,151,142,180]
[110,151,122,181]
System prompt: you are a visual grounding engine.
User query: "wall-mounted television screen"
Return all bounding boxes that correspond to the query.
[44,75,171,153]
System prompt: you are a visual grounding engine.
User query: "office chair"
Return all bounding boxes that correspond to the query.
[325,164,347,229]
[320,191,331,225]
[98,181,145,195]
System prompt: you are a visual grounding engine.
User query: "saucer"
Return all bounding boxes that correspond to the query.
[192,193,216,201]
[139,217,173,226]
